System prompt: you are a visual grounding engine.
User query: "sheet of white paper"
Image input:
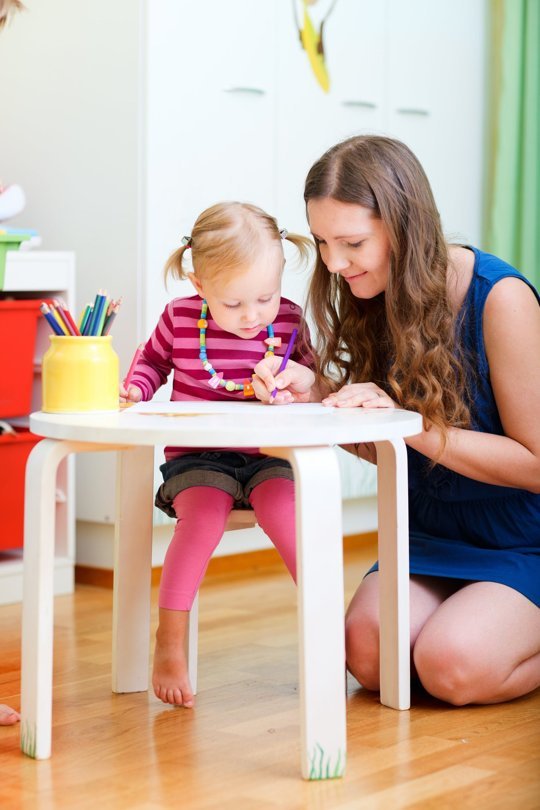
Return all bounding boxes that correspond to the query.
[124,400,334,416]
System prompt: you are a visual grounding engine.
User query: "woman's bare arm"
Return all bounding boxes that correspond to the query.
[407,277,540,492]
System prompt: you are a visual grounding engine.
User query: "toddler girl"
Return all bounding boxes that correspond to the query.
[121,202,313,708]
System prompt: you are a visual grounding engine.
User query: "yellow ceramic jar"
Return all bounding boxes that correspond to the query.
[42,336,119,413]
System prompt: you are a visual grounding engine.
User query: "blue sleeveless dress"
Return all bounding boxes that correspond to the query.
[371,247,540,607]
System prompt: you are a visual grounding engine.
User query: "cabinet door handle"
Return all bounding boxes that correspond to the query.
[341,100,377,109]
[395,107,430,116]
[223,86,266,96]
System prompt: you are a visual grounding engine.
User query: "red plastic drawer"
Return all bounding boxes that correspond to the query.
[0,299,43,418]
[0,428,42,550]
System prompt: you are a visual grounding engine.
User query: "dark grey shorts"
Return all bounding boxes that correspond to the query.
[155,451,293,517]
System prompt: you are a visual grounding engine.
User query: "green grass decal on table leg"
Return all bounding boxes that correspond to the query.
[308,743,345,779]
[21,720,37,758]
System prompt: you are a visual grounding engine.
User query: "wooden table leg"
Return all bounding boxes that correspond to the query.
[20,438,93,758]
[374,438,410,711]
[112,446,155,693]
[261,445,347,780]
[21,439,68,758]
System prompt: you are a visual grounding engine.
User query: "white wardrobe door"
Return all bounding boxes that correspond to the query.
[385,0,486,245]
[145,0,277,326]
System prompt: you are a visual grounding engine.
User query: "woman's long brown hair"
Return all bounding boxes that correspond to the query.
[304,135,470,441]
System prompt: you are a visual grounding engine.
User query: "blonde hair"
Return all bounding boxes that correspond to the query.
[304,135,470,441]
[164,202,312,285]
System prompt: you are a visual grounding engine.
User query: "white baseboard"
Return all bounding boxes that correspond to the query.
[0,553,74,606]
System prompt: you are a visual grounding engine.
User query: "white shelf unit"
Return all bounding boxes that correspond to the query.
[0,251,76,605]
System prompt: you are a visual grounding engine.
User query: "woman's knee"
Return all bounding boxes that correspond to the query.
[344,609,380,691]
[413,629,494,706]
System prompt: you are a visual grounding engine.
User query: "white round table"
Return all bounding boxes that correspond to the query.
[21,402,422,779]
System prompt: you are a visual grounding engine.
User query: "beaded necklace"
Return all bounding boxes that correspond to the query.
[198,299,281,396]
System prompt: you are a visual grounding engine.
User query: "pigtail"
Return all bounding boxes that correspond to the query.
[283,232,314,267]
[163,243,192,285]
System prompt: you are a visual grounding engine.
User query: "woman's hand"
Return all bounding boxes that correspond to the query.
[342,441,378,464]
[329,383,395,465]
[322,382,397,409]
[119,383,143,404]
[252,356,317,404]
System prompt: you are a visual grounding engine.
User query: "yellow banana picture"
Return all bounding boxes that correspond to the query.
[294,0,338,93]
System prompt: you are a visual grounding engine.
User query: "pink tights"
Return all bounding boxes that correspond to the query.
[158,478,296,610]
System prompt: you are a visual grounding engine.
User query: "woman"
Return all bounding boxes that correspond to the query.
[254,135,540,706]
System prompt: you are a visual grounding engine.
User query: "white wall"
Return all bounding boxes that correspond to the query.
[0,0,143,370]
[0,0,145,530]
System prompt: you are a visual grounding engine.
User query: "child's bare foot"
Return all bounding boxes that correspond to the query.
[152,608,194,708]
[0,704,20,726]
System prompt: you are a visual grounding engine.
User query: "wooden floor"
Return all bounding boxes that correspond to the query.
[1,543,539,810]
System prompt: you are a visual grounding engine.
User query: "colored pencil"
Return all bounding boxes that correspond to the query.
[82,306,94,335]
[55,299,81,336]
[95,296,109,336]
[79,304,92,333]
[40,291,121,337]
[52,299,78,336]
[40,303,65,336]
[104,297,122,335]
[90,294,107,335]
[270,328,298,401]
[86,290,106,336]
[102,299,119,335]
[49,305,70,335]
[123,343,145,388]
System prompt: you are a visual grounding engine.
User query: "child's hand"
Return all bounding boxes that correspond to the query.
[252,356,316,404]
[119,383,143,404]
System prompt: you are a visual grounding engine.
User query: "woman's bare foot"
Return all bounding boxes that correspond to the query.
[152,608,194,708]
[0,704,20,726]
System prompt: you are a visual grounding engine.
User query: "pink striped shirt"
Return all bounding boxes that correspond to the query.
[129,295,313,458]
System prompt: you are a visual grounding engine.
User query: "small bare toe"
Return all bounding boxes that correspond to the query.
[0,705,20,726]
[172,688,183,705]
